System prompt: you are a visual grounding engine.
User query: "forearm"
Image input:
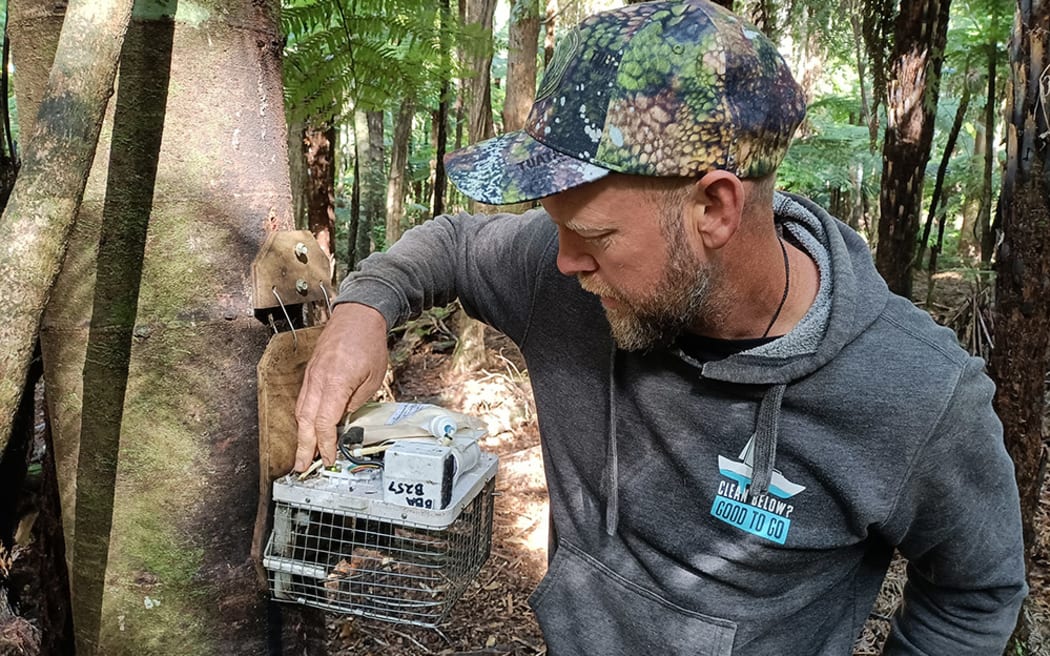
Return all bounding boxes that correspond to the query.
[336,213,469,329]
[336,208,555,340]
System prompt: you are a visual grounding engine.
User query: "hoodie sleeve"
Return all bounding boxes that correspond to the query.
[333,208,557,345]
[880,357,1027,655]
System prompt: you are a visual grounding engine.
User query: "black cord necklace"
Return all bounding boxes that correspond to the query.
[761,237,790,339]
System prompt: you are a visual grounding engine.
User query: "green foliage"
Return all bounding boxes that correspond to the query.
[778,96,880,207]
[943,0,1010,98]
[285,0,1015,284]
[951,0,1011,49]
[403,201,431,224]
[282,0,467,122]
[509,0,542,24]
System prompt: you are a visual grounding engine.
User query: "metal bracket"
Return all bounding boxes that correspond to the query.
[251,230,332,310]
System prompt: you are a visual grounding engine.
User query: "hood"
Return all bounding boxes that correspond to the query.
[696,192,890,385]
[603,192,891,535]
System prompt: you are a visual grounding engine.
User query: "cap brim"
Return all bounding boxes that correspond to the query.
[445,130,611,205]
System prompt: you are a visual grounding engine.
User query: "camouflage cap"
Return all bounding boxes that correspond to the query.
[445,0,806,205]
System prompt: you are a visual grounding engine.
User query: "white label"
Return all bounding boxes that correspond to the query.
[386,402,426,425]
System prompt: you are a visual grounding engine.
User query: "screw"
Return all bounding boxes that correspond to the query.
[294,242,308,261]
[295,279,308,294]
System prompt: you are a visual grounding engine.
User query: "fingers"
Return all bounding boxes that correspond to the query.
[293,366,324,471]
[295,364,351,470]
[293,419,318,472]
[293,303,390,473]
[313,387,342,467]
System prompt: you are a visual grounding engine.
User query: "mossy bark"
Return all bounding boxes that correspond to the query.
[7,0,66,139]
[21,0,295,653]
[0,0,134,455]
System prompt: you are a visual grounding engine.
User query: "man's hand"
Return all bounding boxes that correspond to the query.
[294,302,389,471]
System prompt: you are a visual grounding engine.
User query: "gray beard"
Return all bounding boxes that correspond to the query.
[601,265,717,351]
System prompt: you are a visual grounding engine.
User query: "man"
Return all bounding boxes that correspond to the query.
[294,1,1027,654]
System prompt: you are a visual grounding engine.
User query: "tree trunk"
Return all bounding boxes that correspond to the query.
[386,97,415,245]
[357,109,385,255]
[289,118,307,229]
[8,0,65,140]
[455,0,499,373]
[504,0,540,133]
[350,152,362,265]
[922,85,973,309]
[849,0,878,151]
[304,122,337,277]
[848,162,864,231]
[432,0,452,219]
[0,0,134,457]
[861,0,895,135]
[5,3,73,650]
[433,102,449,217]
[989,2,1050,650]
[978,40,998,266]
[544,0,557,65]
[0,25,20,209]
[957,121,984,260]
[502,0,541,215]
[756,0,777,37]
[917,79,972,272]
[797,7,823,101]
[873,0,952,298]
[463,0,497,153]
[18,0,298,652]
[462,0,497,218]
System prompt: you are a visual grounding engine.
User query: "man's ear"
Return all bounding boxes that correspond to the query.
[685,170,744,251]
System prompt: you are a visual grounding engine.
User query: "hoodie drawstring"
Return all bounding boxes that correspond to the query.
[604,347,788,532]
[748,383,786,501]
[604,346,619,536]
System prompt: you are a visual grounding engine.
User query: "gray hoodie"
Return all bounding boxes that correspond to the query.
[337,193,1026,655]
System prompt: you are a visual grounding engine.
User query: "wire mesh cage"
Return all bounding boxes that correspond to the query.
[264,456,496,628]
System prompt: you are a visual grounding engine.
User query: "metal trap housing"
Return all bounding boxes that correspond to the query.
[263,445,497,628]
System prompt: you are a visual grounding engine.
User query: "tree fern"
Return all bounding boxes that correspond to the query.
[780,96,881,207]
[282,0,467,122]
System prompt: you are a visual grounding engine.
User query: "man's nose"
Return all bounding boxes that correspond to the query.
[555,228,598,276]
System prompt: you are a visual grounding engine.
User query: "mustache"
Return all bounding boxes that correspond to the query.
[577,275,618,300]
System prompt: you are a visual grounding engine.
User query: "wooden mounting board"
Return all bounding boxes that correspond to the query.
[251,230,332,309]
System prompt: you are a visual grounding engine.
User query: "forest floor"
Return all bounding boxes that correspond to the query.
[324,270,1050,656]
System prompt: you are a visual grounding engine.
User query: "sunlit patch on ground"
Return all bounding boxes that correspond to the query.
[499,446,549,555]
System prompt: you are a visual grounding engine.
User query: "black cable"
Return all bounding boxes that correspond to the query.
[338,426,381,466]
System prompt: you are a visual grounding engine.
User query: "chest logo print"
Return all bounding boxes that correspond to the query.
[711,436,806,544]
